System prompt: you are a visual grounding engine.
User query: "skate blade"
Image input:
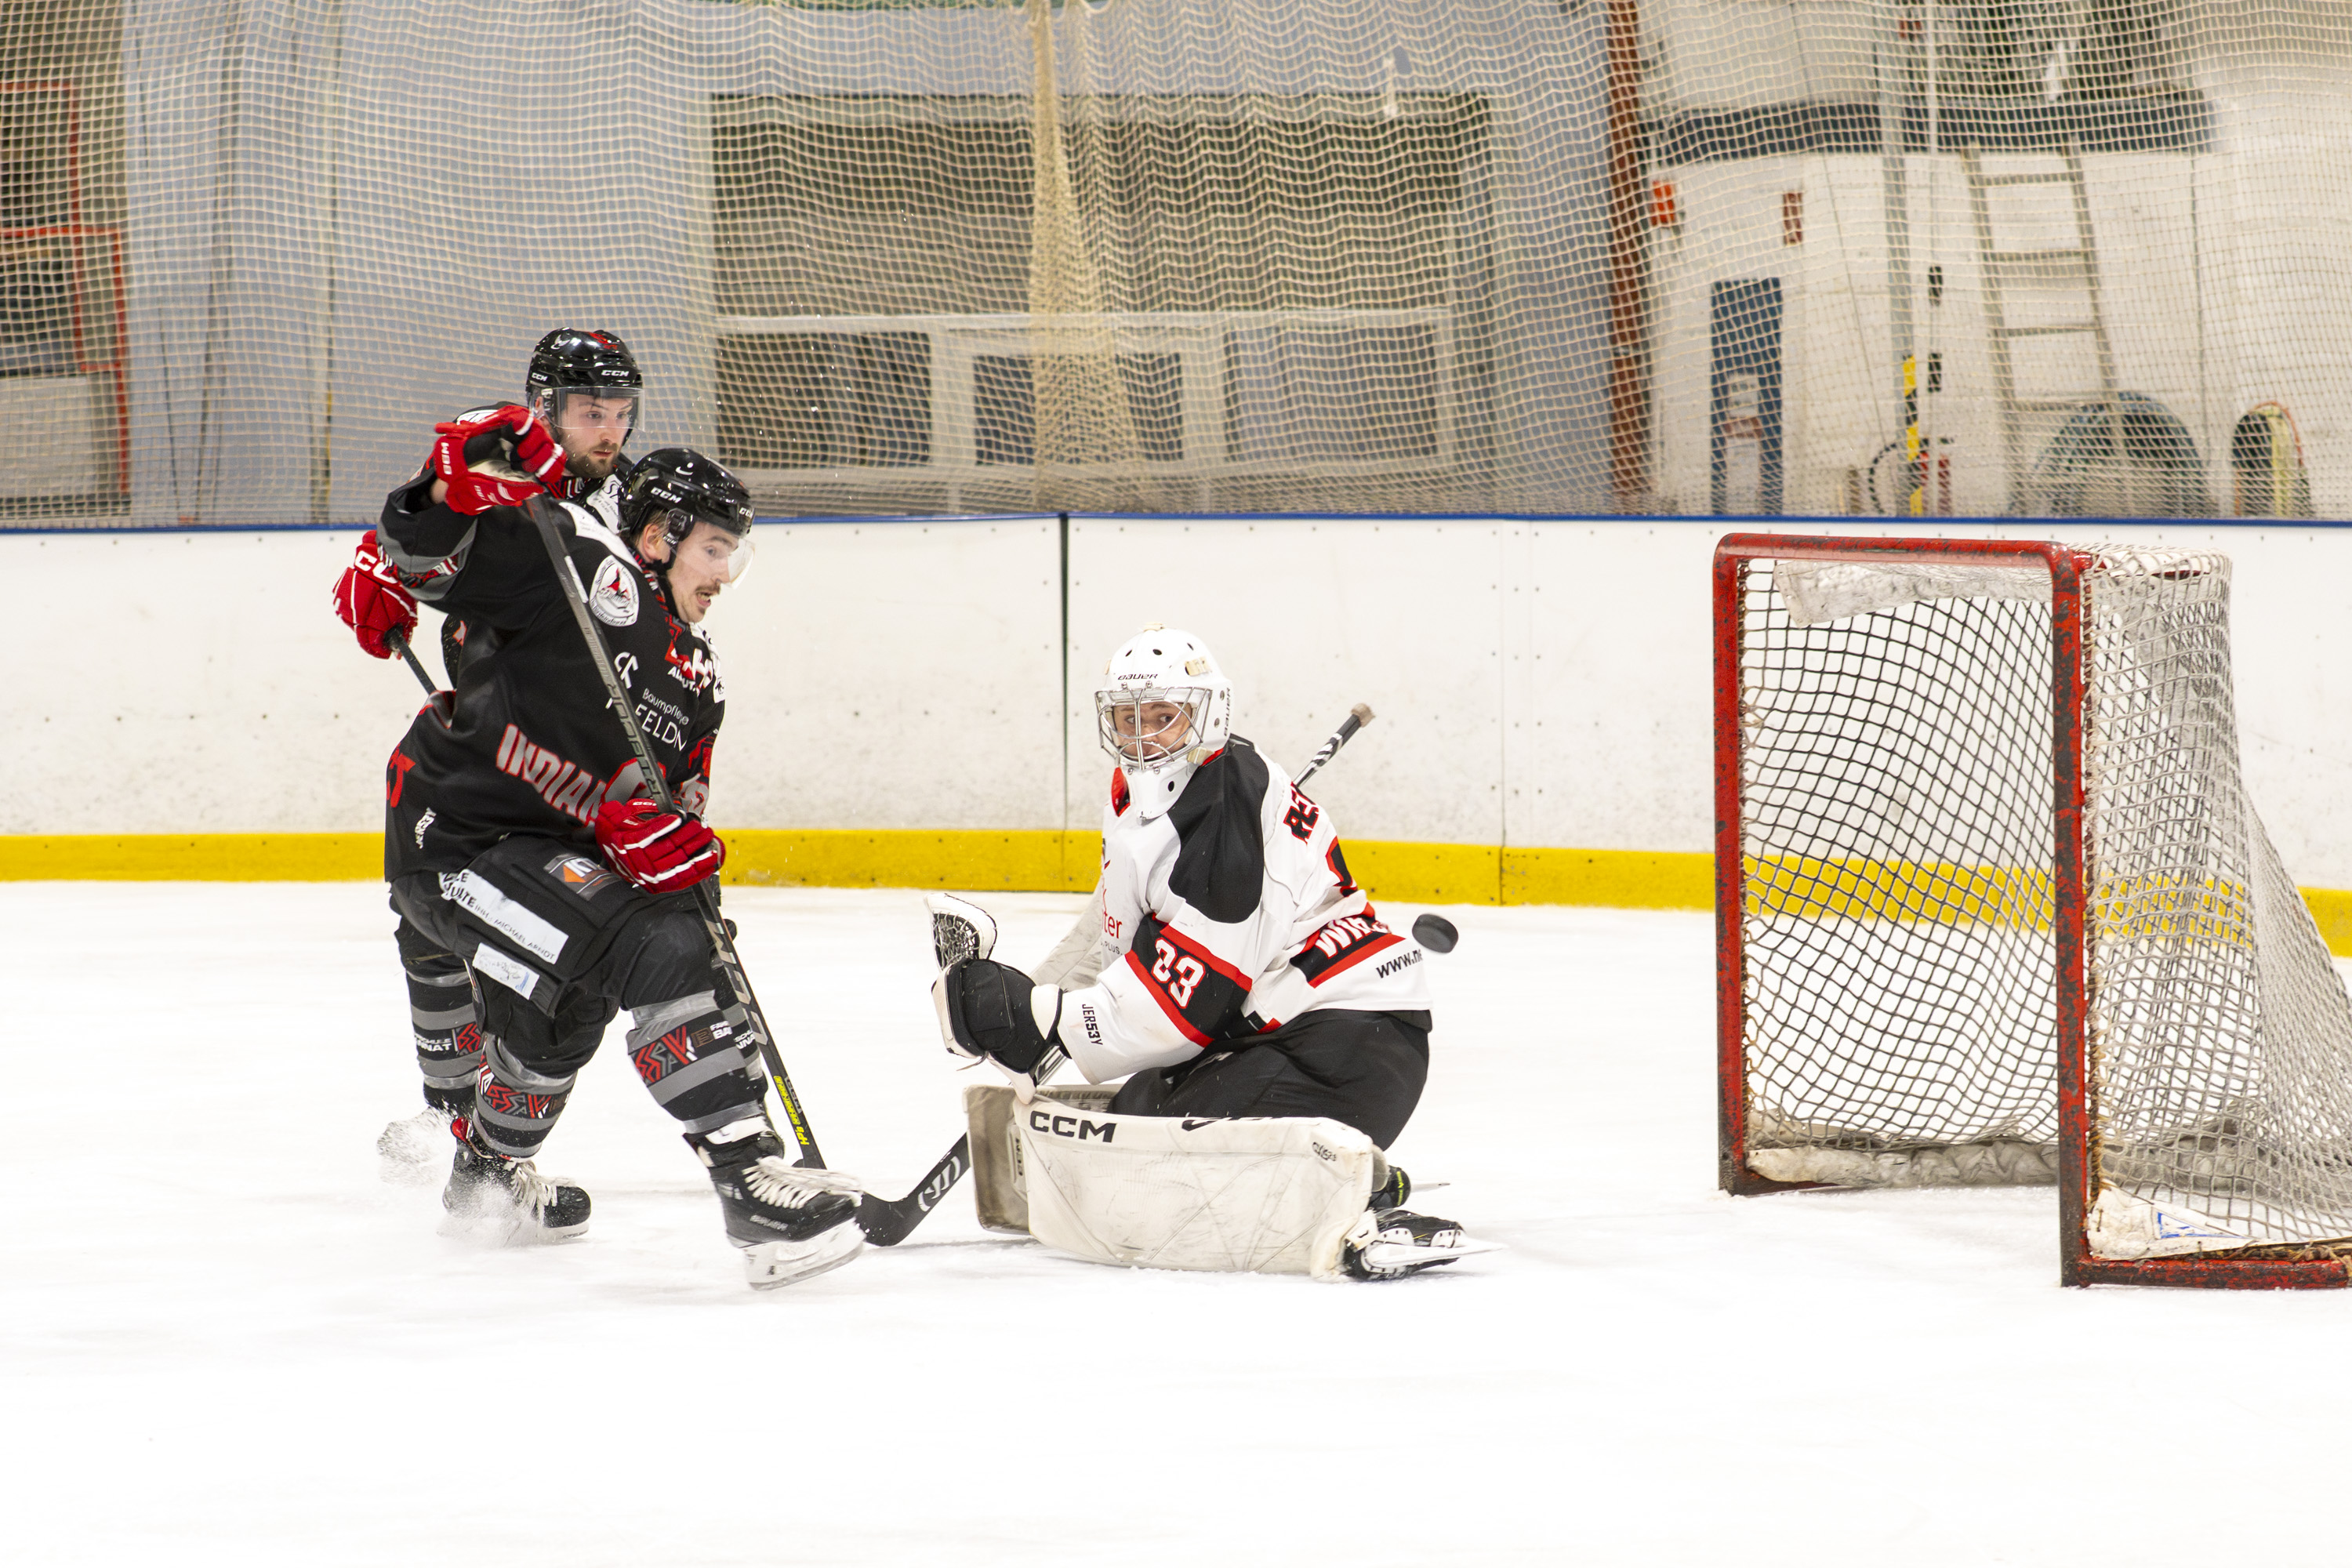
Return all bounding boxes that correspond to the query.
[1358,1234,1501,1275]
[742,1225,864,1290]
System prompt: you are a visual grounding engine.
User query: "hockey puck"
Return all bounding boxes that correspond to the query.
[1411,913,1459,954]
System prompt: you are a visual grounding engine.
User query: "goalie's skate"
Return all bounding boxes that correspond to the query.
[1340,1207,1495,1281]
[440,1123,590,1243]
[379,1106,457,1186]
[686,1118,866,1290]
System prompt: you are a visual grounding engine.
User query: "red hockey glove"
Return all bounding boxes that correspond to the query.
[331,528,419,659]
[594,797,726,891]
[430,405,566,515]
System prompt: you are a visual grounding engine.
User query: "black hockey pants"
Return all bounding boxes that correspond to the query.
[1108,1008,1430,1150]
[389,835,764,1160]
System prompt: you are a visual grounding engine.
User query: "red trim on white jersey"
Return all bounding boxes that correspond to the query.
[1123,948,1215,1046]
[1305,931,1403,987]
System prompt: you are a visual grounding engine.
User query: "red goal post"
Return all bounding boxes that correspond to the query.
[1714,533,2352,1289]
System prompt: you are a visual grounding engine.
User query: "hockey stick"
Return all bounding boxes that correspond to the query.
[383,627,439,696]
[520,495,833,1171]
[863,704,1382,1246]
[1293,702,1374,787]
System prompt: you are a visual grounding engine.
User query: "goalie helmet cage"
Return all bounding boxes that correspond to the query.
[1713,532,2352,1289]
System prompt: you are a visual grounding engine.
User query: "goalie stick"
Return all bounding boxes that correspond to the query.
[864,704,1382,1246]
[1293,702,1374,787]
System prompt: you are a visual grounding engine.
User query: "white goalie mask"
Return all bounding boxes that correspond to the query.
[1096,626,1232,819]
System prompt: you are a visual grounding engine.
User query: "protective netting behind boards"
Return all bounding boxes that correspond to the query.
[9,1,2352,524]
[1737,547,2352,1252]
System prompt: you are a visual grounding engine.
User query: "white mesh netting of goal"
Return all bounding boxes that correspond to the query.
[3,2,2348,524]
[1726,539,2352,1279]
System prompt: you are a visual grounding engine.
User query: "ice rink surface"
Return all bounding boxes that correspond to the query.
[9,884,2352,1566]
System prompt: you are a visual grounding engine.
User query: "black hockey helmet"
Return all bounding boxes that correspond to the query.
[622,447,755,580]
[527,328,640,397]
[524,328,643,443]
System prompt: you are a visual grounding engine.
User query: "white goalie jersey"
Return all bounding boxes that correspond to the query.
[1034,737,1434,1084]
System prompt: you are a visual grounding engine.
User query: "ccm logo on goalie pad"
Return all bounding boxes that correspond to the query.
[1125,915,1252,1046]
[1029,1110,1116,1143]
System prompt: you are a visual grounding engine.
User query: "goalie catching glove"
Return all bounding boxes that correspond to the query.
[431,404,566,514]
[933,958,1062,1079]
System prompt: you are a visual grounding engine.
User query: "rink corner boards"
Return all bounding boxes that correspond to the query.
[11,829,2352,953]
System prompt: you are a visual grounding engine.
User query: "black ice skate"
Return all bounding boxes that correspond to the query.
[1340,1207,1494,1281]
[441,1121,591,1242]
[685,1117,866,1290]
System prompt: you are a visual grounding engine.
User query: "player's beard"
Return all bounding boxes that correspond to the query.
[568,444,622,485]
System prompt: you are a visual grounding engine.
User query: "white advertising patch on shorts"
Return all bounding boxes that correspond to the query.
[470,941,541,1002]
[590,555,640,627]
[448,869,568,964]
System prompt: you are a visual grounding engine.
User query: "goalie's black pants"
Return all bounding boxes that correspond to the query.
[388,835,764,1160]
[1107,1008,1431,1150]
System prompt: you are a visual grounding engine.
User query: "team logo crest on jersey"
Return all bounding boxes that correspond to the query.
[590,556,640,626]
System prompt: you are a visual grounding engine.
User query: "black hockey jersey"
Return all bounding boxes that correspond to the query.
[376,472,722,881]
[434,417,633,687]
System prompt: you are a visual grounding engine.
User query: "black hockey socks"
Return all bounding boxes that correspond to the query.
[395,918,482,1117]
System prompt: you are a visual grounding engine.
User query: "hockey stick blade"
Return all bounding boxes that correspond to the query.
[855,1134,972,1247]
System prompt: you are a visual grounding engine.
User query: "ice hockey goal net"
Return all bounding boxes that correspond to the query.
[1716,533,2352,1287]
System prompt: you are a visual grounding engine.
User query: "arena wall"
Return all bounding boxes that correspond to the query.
[8,515,2352,944]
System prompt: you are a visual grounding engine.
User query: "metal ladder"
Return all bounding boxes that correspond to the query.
[1962,145,2122,509]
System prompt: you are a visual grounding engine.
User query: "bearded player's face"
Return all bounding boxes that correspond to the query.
[552,393,635,483]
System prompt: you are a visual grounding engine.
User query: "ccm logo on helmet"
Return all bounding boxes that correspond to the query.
[1028,1111,1116,1143]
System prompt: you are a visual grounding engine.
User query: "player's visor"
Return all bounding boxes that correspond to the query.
[534,384,641,439]
[666,514,755,585]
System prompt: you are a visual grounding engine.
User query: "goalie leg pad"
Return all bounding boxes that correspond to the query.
[1014,1103,1380,1279]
